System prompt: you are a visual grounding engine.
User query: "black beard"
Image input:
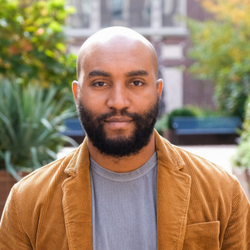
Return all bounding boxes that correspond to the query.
[77,100,159,158]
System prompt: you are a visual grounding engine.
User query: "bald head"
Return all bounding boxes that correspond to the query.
[76,27,158,81]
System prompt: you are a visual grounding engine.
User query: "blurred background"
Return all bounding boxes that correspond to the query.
[1,0,250,217]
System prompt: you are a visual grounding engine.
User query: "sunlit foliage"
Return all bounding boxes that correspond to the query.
[0,0,76,89]
[188,0,250,119]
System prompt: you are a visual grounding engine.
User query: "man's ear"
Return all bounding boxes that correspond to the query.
[156,79,163,98]
[72,81,79,102]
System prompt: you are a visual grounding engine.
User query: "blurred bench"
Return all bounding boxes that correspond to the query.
[171,116,241,145]
[62,118,85,144]
[172,116,241,135]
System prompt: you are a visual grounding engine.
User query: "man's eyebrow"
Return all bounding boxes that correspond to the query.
[88,70,111,78]
[125,70,148,77]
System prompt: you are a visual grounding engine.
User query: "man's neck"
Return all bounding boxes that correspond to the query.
[87,134,156,173]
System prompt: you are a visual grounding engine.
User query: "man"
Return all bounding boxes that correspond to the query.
[0,27,249,249]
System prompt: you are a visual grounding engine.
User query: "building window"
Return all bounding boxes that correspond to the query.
[100,0,151,28]
[129,0,150,27]
[67,0,90,28]
[101,0,128,27]
[162,0,185,27]
[65,0,187,37]
[112,0,123,19]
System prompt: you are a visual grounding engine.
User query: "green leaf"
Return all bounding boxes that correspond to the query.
[49,21,62,32]
[0,111,18,146]
[41,118,53,132]
[30,147,42,169]
[4,151,21,181]
[45,49,54,58]
[55,43,66,52]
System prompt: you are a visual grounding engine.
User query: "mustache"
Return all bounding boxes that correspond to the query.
[78,105,141,123]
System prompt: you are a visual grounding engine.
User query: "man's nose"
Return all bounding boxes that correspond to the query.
[106,84,130,111]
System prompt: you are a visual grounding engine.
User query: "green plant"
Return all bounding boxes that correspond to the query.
[155,113,169,133]
[0,79,78,181]
[188,0,250,119]
[168,107,197,130]
[185,105,225,117]
[0,0,76,89]
[233,96,250,169]
[233,141,250,170]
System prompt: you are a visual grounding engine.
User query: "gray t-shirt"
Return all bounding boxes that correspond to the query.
[90,153,158,250]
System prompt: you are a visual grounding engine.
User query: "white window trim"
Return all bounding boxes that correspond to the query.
[66,0,187,37]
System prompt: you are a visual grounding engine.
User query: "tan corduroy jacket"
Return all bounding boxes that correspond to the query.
[0,131,249,249]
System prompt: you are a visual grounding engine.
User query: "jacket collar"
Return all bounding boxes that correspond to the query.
[62,130,191,249]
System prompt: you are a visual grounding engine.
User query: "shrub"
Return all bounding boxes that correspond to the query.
[155,113,169,133]
[233,96,250,170]
[168,107,197,129]
[233,141,250,170]
[185,105,225,117]
[0,0,76,89]
[0,79,77,181]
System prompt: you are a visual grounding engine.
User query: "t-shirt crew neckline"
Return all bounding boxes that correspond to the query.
[90,152,157,182]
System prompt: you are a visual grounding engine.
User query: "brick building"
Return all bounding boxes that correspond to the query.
[66,0,214,114]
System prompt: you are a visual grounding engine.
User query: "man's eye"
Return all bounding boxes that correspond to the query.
[94,82,106,87]
[132,81,143,86]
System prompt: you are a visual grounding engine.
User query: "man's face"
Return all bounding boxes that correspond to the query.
[74,39,162,157]
[77,98,159,157]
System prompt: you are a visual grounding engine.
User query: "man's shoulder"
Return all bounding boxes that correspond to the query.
[174,143,233,180]
[13,148,78,199]
[158,136,246,212]
[158,135,237,190]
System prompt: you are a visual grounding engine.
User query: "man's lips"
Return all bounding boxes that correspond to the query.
[105,116,133,122]
[105,116,133,129]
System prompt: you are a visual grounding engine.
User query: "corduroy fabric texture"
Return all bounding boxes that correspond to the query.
[0,131,249,249]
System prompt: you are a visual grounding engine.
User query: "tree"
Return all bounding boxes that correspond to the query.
[188,0,250,119]
[0,0,76,89]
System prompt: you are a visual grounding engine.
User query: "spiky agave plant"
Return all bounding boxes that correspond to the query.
[0,79,78,180]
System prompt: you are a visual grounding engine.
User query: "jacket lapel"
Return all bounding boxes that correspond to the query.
[155,132,191,250]
[62,140,92,250]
